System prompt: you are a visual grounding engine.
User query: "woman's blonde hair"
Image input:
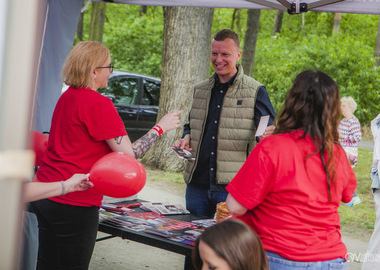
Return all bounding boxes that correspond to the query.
[341,96,357,113]
[61,41,110,88]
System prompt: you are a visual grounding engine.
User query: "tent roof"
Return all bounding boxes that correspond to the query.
[97,0,380,15]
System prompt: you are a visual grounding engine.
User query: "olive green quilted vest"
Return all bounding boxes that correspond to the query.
[184,65,262,185]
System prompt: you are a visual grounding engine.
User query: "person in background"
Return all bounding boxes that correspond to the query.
[20,174,92,270]
[175,29,275,219]
[362,114,380,270]
[30,41,182,270]
[338,96,362,206]
[226,70,356,270]
[192,219,268,270]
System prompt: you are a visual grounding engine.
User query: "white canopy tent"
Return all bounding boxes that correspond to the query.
[100,0,380,15]
[1,0,380,269]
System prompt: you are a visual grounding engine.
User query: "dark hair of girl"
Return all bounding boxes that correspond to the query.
[274,70,341,200]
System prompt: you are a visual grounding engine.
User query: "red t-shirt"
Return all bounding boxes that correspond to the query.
[36,87,127,207]
[226,130,357,261]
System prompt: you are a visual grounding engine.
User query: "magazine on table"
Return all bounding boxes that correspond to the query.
[101,214,152,232]
[140,202,190,215]
[191,219,216,228]
[144,218,206,246]
[101,203,134,215]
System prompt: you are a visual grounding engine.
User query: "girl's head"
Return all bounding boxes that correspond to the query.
[61,41,111,89]
[192,219,268,270]
[275,70,340,141]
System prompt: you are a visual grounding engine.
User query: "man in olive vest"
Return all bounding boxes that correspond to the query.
[176,29,276,218]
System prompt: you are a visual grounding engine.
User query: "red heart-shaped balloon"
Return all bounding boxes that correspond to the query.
[89,152,146,198]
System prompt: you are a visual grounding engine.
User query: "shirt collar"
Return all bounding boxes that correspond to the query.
[214,68,238,87]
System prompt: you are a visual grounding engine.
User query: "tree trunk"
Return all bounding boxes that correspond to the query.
[76,12,84,42]
[231,9,237,31]
[375,16,380,67]
[272,10,284,35]
[140,6,148,16]
[230,9,242,33]
[332,13,342,34]
[89,2,106,42]
[241,9,261,76]
[141,7,214,171]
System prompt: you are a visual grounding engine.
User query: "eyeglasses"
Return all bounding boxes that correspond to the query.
[96,64,114,73]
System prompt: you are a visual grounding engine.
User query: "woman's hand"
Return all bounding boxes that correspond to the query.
[156,110,183,133]
[65,174,93,193]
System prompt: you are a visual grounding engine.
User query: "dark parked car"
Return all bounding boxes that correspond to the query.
[97,71,160,142]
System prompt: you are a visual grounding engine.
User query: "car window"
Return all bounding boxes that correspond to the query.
[98,77,138,105]
[142,79,160,106]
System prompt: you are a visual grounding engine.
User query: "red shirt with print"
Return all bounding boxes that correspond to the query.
[36,87,127,207]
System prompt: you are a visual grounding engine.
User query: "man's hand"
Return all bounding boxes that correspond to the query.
[258,125,275,141]
[175,134,192,151]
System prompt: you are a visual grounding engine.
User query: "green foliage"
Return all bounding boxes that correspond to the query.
[80,5,380,124]
[253,11,380,125]
[79,4,163,77]
[103,5,163,77]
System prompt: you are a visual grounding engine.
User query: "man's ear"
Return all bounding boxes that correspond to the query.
[237,50,242,61]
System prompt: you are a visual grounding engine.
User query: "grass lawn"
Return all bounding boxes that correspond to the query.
[145,147,376,237]
[339,147,375,236]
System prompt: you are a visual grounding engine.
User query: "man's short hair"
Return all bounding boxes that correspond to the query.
[213,29,240,48]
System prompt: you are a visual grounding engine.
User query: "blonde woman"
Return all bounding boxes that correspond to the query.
[338,96,362,206]
[30,41,181,269]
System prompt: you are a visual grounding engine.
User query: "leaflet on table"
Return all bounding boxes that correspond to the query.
[101,215,153,231]
[144,218,204,245]
[101,203,134,215]
[140,202,190,215]
[191,219,216,228]
[99,210,120,222]
[100,212,216,246]
[170,146,195,160]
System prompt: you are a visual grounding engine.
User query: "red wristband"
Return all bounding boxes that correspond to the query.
[152,125,163,136]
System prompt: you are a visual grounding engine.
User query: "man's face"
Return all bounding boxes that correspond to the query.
[211,38,242,83]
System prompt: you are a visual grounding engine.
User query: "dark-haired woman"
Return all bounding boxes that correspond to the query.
[192,219,268,270]
[226,70,356,269]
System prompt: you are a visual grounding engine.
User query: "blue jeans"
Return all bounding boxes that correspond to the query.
[185,184,228,218]
[266,251,347,270]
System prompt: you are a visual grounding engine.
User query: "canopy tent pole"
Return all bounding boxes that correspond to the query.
[0,0,45,268]
[308,0,344,9]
